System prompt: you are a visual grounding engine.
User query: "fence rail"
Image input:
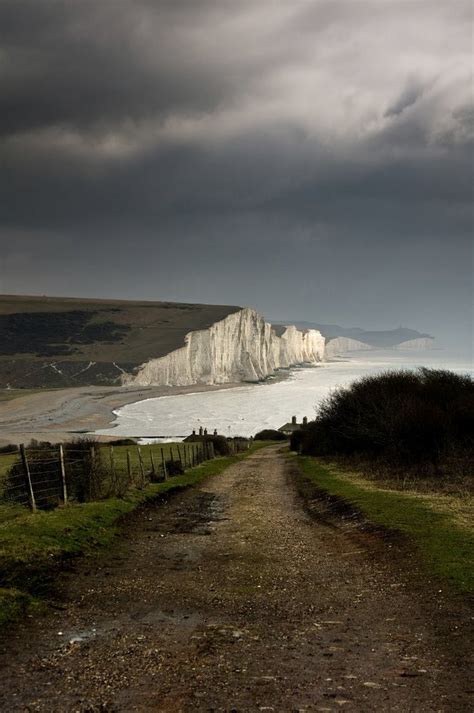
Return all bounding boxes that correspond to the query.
[0,439,226,512]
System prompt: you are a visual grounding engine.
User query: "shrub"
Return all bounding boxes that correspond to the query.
[209,435,231,455]
[165,459,184,476]
[184,434,231,456]
[5,447,63,509]
[4,437,108,508]
[0,444,18,454]
[254,429,287,441]
[229,437,251,453]
[64,437,108,502]
[299,368,474,471]
[289,429,305,452]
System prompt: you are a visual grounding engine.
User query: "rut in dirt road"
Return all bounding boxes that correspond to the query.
[0,446,471,712]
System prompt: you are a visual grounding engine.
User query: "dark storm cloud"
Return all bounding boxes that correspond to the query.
[0,0,225,135]
[0,0,298,137]
[384,81,426,117]
[0,1,472,347]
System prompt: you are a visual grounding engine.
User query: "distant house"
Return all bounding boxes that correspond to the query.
[278,415,308,436]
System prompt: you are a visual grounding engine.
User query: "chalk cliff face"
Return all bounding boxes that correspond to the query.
[123,308,325,386]
[395,337,434,350]
[325,337,373,357]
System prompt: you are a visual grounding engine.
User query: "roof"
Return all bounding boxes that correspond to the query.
[278,423,301,433]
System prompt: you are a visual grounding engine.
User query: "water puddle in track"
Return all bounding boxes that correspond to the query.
[155,492,229,535]
[59,608,202,648]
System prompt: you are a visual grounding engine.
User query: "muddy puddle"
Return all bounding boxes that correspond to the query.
[153,491,228,535]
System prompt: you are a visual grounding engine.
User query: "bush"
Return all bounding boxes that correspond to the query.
[64,437,108,502]
[290,429,305,452]
[229,437,251,453]
[5,447,63,509]
[165,459,184,476]
[299,368,474,471]
[4,437,108,508]
[0,444,18,454]
[254,429,287,441]
[184,434,231,456]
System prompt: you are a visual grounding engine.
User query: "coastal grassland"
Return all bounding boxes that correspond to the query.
[0,442,270,627]
[0,442,193,494]
[0,452,18,484]
[295,455,474,595]
[0,294,242,388]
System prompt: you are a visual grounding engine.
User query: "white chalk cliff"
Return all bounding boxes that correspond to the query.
[123,308,325,386]
[325,337,373,357]
[395,337,434,350]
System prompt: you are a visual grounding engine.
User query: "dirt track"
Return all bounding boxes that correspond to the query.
[0,446,471,711]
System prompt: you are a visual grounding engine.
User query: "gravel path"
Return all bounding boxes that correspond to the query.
[0,446,471,711]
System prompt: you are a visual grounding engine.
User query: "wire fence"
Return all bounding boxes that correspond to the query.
[0,438,243,512]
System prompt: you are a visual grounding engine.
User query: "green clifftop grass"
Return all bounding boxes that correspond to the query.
[295,455,474,595]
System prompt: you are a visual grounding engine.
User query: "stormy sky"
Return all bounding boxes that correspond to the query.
[0,1,472,349]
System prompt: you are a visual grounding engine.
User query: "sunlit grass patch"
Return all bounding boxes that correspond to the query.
[295,455,474,595]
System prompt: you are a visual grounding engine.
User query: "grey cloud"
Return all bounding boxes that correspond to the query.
[0,0,304,139]
[384,81,425,117]
[0,1,472,347]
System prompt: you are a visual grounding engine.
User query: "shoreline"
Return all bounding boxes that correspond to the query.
[0,374,292,445]
[0,351,468,446]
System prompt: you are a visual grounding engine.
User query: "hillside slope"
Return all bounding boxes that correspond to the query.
[0,296,326,388]
[0,295,241,387]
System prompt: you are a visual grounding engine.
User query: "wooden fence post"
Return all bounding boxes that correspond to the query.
[58,444,68,505]
[137,446,145,487]
[90,446,95,501]
[150,450,156,478]
[109,445,116,493]
[20,444,36,513]
[177,445,183,470]
[126,449,132,485]
[161,447,167,480]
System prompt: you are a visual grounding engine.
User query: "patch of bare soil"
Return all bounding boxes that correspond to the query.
[0,446,471,711]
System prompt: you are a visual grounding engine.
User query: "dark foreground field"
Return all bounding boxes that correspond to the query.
[0,446,471,712]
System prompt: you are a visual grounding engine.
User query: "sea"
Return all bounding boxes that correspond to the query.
[95,349,473,441]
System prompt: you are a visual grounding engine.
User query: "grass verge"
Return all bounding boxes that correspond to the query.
[295,455,474,595]
[0,442,270,628]
[0,442,197,486]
